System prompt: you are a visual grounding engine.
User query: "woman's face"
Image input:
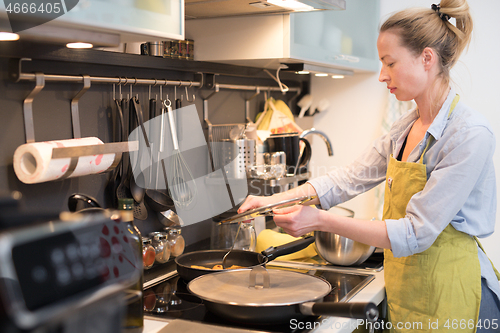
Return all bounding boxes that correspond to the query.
[377,30,428,102]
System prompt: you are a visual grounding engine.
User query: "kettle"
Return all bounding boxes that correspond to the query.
[265,133,312,175]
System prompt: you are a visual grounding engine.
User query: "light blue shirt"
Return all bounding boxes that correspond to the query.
[308,87,500,300]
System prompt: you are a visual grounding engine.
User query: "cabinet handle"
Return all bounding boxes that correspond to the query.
[334,54,360,63]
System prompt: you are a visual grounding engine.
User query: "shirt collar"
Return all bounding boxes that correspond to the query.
[426,87,456,141]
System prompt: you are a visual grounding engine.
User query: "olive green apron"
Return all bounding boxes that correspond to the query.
[383,95,499,332]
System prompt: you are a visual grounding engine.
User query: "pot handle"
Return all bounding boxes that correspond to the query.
[68,193,102,212]
[300,302,379,322]
[262,235,315,261]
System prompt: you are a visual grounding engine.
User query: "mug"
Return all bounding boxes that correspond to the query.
[265,133,312,175]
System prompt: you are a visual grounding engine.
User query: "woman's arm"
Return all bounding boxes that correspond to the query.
[272,205,392,249]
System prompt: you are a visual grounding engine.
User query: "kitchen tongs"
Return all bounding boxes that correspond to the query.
[219,195,317,224]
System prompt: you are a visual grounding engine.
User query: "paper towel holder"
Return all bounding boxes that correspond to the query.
[20,70,135,180]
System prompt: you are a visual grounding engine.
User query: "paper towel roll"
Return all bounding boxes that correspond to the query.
[14,137,116,184]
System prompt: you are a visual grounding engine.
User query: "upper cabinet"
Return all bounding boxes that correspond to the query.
[0,0,184,46]
[186,0,380,74]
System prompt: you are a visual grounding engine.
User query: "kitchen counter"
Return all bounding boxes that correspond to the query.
[143,267,386,333]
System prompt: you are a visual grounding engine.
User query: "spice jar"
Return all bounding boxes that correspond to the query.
[164,228,185,257]
[148,232,171,264]
[142,237,155,270]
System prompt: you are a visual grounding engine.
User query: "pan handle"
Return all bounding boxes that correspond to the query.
[300,302,379,322]
[261,235,315,261]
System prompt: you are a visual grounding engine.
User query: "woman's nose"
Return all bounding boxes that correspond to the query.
[379,68,389,83]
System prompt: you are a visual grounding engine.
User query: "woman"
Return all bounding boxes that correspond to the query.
[238,1,500,331]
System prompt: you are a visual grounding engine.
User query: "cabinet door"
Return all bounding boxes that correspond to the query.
[58,0,184,41]
[290,0,380,72]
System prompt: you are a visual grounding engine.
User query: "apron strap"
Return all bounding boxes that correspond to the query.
[474,236,500,280]
[419,94,460,164]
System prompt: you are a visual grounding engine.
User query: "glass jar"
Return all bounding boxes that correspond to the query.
[164,228,185,257]
[148,232,171,264]
[142,237,155,270]
[210,221,256,251]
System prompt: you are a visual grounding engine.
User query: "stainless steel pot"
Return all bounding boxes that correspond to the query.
[315,206,376,266]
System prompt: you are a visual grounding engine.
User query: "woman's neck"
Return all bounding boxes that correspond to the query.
[415,84,450,125]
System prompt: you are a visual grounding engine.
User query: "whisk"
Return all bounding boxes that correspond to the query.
[164,99,197,209]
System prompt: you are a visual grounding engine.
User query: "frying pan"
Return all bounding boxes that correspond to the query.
[187,266,379,324]
[175,235,315,281]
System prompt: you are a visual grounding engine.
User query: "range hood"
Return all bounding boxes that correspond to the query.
[185,0,345,19]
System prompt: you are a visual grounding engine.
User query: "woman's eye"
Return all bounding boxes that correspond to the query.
[388,63,395,67]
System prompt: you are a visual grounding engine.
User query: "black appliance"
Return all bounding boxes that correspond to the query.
[144,263,377,333]
[0,201,141,333]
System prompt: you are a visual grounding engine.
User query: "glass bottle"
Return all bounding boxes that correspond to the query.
[164,227,185,257]
[142,237,156,270]
[118,198,143,333]
[149,232,171,264]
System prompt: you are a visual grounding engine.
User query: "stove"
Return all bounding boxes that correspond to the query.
[144,263,376,333]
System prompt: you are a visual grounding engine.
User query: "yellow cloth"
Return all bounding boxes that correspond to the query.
[383,95,482,332]
[256,229,317,260]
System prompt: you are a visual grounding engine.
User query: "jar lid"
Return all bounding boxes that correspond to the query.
[152,233,168,241]
[148,231,162,238]
[164,227,181,235]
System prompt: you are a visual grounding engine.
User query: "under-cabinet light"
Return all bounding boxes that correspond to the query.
[331,75,344,79]
[296,71,310,75]
[0,32,20,41]
[66,42,93,49]
[267,0,314,11]
[315,73,328,77]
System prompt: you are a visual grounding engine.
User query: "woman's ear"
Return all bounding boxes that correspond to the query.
[421,47,437,70]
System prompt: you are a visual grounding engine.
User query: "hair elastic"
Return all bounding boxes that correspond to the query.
[431,3,451,21]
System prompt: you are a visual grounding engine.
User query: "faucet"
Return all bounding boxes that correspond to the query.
[300,128,334,156]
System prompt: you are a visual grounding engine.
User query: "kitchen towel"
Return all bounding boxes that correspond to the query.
[13,137,116,184]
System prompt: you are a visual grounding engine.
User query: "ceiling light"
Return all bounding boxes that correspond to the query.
[66,42,93,49]
[296,71,310,75]
[267,0,314,11]
[315,73,328,77]
[0,32,20,41]
[331,75,344,79]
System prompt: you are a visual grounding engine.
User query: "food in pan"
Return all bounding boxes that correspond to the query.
[190,264,244,270]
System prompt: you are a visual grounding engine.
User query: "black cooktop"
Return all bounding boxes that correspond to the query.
[144,267,375,333]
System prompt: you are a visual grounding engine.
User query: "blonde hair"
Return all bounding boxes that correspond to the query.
[380,0,473,86]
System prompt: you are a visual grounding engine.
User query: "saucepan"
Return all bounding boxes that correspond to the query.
[187,266,379,324]
[315,206,376,266]
[175,235,315,281]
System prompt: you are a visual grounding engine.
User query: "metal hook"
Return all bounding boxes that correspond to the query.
[245,87,260,123]
[70,75,91,139]
[118,77,122,100]
[185,82,195,102]
[163,97,172,108]
[23,72,45,143]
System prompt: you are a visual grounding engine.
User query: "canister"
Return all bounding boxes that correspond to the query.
[179,40,188,60]
[148,41,163,57]
[162,41,171,58]
[185,39,194,60]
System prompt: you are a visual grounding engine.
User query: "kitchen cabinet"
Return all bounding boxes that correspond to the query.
[185,0,380,74]
[0,0,184,46]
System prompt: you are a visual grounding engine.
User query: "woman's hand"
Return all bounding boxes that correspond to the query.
[272,205,322,237]
[237,195,277,214]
